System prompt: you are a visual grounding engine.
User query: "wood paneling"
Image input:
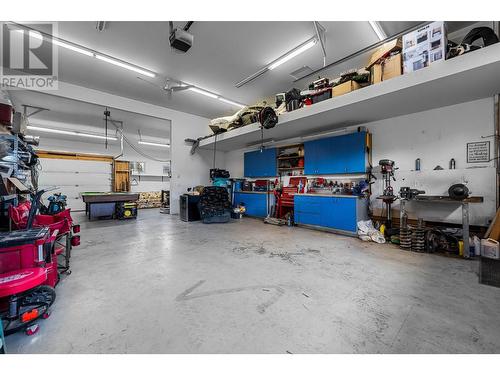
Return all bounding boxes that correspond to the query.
[36,150,114,162]
[113,160,130,192]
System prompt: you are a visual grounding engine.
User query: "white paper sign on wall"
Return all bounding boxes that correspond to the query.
[467,141,490,163]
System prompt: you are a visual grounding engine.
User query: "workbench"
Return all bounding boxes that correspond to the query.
[400,195,484,258]
[81,192,140,220]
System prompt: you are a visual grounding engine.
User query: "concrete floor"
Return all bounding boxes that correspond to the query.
[5,209,500,353]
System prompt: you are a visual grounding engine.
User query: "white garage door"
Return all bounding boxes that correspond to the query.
[38,158,112,211]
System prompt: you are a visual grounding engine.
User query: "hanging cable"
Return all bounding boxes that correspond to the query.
[122,132,171,162]
[260,126,264,152]
[213,133,217,169]
[104,107,110,149]
[107,118,171,162]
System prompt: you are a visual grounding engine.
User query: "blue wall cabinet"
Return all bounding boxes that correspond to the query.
[244,148,277,177]
[294,195,367,233]
[304,132,367,175]
[338,131,367,173]
[233,192,272,218]
[304,138,329,175]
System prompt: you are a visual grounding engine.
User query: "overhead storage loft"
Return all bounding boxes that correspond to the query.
[198,43,500,152]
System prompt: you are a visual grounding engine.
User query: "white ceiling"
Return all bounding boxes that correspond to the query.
[15,21,478,119]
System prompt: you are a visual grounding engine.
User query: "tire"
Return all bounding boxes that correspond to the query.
[21,285,56,308]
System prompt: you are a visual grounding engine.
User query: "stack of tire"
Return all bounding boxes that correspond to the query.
[198,186,232,224]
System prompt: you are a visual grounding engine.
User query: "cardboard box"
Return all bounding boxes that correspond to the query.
[370,54,402,84]
[366,38,402,68]
[332,81,361,97]
[402,21,447,74]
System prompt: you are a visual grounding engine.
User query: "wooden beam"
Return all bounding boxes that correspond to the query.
[36,150,114,162]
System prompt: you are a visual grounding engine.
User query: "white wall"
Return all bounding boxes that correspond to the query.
[29,81,224,214]
[224,98,496,226]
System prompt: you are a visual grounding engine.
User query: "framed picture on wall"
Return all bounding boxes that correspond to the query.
[467,141,490,163]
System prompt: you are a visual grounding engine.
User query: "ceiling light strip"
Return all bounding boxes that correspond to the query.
[235,67,269,88]
[95,54,155,77]
[138,140,170,148]
[27,125,118,141]
[188,87,218,99]
[235,36,317,87]
[368,21,387,41]
[52,39,94,56]
[268,38,317,70]
[188,86,247,107]
[218,97,246,108]
[11,23,155,77]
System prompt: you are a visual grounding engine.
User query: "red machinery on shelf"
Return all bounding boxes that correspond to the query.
[275,177,307,218]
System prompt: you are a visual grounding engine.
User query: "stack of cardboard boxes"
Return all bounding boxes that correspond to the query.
[366,21,446,85]
[366,38,403,84]
[332,80,362,97]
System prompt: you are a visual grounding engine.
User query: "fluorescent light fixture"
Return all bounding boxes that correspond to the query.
[16,28,93,56]
[218,97,246,108]
[52,39,94,57]
[268,39,317,70]
[187,85,247,109]
[138,140,170,148]
[235,37,318,87]
[95,54,155,78]
[188,87,218,99]
[369,21,387,41]
[14,25,155,77]
[27,125,117,141]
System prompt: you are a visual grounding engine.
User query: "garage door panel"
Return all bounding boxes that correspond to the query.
[39,159,112,173]
[38,172,111,186]
[38,158,112,211]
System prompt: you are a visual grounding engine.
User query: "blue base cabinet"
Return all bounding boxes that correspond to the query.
[294,195,368,234]
[233,192,273,218]
[244,148,277,178]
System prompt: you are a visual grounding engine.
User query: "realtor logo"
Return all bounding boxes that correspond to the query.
[1,22,58,90]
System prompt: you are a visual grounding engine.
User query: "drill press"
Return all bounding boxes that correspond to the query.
[378,159,397,232]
